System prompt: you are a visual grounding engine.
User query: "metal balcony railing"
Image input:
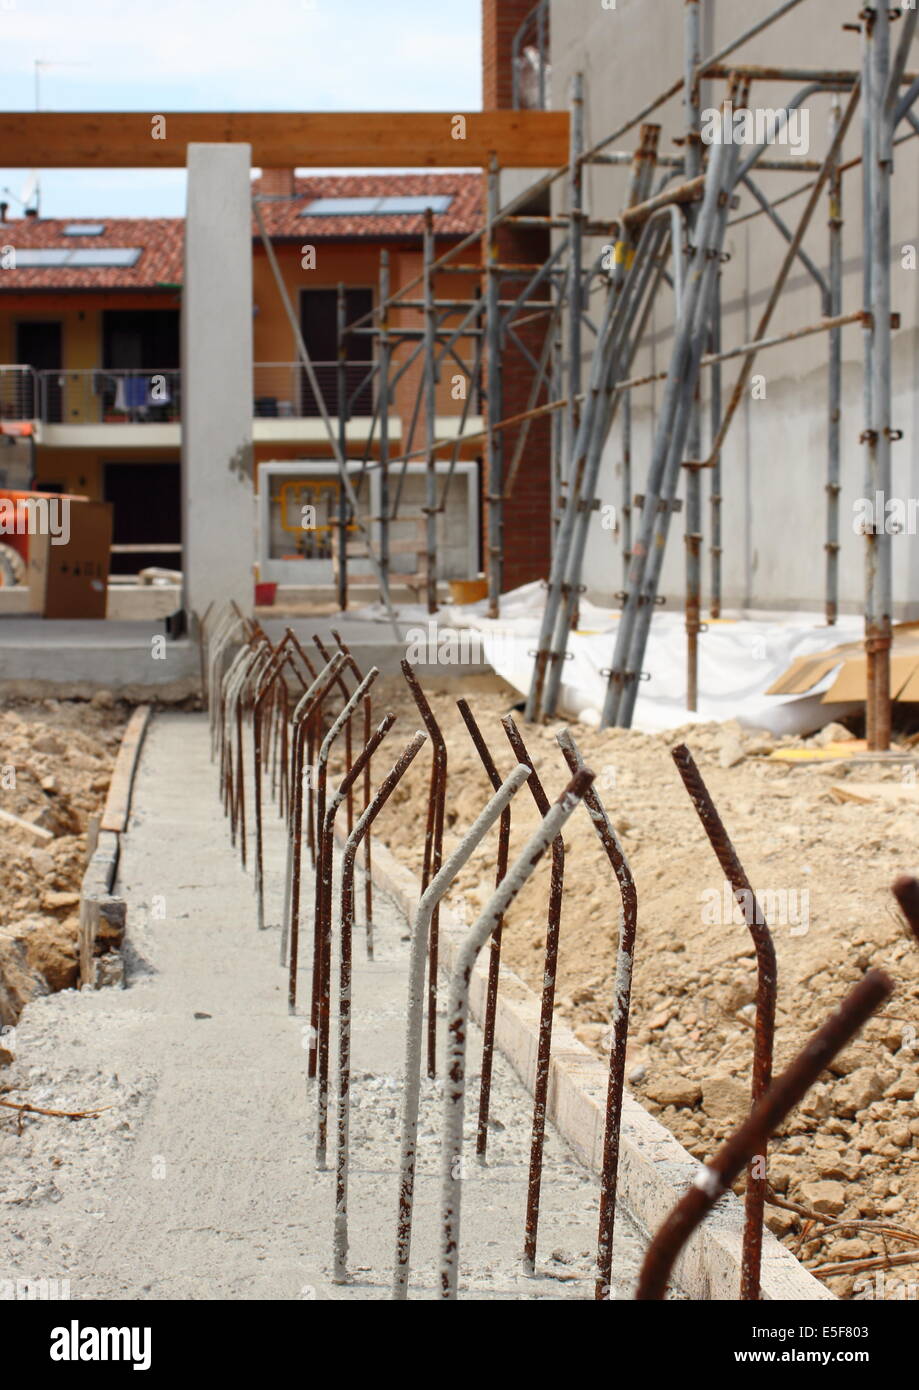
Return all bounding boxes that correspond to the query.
[253,362,375,419]
[35,368,182,424]
[512,0,551,111]
[0,362,377,424]
[0,365,38,422]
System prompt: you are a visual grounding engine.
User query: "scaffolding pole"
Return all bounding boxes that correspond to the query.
[683,0,704,714]
[485,158,504,619]
[826,98,843,627]
[423,208,439,613]
[378,249,392,601]
[336,283,349,612]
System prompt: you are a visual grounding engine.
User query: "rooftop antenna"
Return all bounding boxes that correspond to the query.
[31,59,90,216]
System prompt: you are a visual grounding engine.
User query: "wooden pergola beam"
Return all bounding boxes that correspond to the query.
[0,111,569,169]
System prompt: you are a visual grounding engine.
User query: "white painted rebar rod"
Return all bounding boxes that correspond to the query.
[333,728,428,1286]
[438,766,595,1300]
[392,761,532,1300]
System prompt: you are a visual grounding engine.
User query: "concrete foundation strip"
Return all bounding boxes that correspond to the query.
[347,825,835,1302]
[79,704,152,987]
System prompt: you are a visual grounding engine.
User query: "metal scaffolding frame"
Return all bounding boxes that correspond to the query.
[276,0,919,750]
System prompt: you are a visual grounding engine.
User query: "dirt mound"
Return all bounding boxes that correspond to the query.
[365,676,919,1298]
[0,698,127,1030]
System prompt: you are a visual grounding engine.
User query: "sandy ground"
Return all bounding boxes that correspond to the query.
[0,697,127,1031]
[366,676,919,1299]
[0,711,662,1301]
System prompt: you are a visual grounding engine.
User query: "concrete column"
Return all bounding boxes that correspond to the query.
[182,143,254,619]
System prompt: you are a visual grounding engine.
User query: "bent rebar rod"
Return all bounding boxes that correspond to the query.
[557,728,637,1301]
[392,761,532,1301]
[284,653,346,1012]
[254,647,307,929]
[314,632,362,840]
[891,875,919,952]
[334,729,428,1285]
[310,667,380,1081]
[440,767,596,1300]
[502,715,565,1276]
[281,654,344,969]
[401,660,447,1079]
[331,629,374,934]
[636,969,894,1300]
[671,743,777,1301]
[456,698,510,1162]
[315,703,393,1171]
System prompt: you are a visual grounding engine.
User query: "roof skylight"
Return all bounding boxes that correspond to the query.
[10,247,141,268]
[301,194,454,217]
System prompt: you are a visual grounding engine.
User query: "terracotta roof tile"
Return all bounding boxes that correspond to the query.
[255,171,482,240]
[0,217,183,291]
[0,174,482,291]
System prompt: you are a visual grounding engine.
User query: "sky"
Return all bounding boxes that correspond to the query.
[0,0,482,219]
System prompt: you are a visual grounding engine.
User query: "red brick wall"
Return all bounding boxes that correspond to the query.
[482,0,536,109]
[494,221,552,593]
[482,1,553,593]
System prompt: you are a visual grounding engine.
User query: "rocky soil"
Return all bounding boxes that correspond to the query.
[366,676,919,1299]
[0,696,127,1044]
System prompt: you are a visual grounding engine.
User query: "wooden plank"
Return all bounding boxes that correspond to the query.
[100,705,152,834]
[0,111,569,169]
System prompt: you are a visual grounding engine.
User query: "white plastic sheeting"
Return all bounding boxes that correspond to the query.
[374,582,863,736]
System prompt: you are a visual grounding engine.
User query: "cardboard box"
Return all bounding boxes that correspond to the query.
[28,499,112,619]
[767,621,919,704]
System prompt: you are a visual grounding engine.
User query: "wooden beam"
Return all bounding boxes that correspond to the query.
[0,111,569,169]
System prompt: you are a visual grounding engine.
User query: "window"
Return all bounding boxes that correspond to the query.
[10,247,141,268]
[63,223,106,236]
[301,194,453,216]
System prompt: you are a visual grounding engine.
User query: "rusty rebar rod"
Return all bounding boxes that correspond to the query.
[401,659,447,1079]
[393,762,532,1301]
[333,729,428,1284]
[557,728,638,1301]
[671,743,777,1301]
[284,653,346,1014]
[636,969,894,1300]
[314,633,357,842]
[315,707,395,1170]
[891,876,919,952]
[331,629,375,937]
[254,647,307,930]
[456,698,511,1162]
[311,667,380,1085]
[440,767,596,1300]
[501,715,565,1277]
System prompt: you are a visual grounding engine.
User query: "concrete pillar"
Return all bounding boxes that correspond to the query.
[182,143,254,619]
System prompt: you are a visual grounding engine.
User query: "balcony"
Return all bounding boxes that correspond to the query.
[0,362,378,447]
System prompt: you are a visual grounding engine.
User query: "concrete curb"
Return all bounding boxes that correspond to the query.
[79,705,152,986]
[362,831,835,1303]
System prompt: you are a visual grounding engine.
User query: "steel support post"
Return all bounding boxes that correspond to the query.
[827,98,843,627]
[336,283,349,612]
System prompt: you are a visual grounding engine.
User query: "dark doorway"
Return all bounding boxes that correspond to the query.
[102,310,179,369]
[101,310,180,421]
[298,288,373,417]
[16,320,62,421]
[103,460,181,575]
